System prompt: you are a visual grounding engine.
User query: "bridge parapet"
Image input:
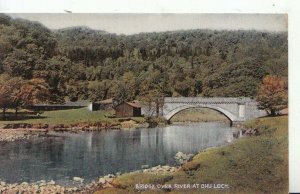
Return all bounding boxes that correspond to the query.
[164,97,253,104]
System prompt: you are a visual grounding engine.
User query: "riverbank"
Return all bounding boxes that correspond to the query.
[0,164,181,193]
[0,108,148,141]
[0,120,149,142]
[0,119,148,142]
[0,174,116,193]
[95,116,288,194]
[0,128,48,142]
[0,107,230,142]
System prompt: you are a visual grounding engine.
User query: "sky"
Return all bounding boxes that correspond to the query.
[8,13,287,34]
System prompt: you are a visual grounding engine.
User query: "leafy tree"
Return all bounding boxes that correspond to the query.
[0,74,13,118]
[256,75,288,116]
[65,80,88,101]
[6,77,24,116]
[112,72,136,103]
[19,78,50,106]
[138,90,163,117]
[0,77,50,117]
[88,80,111,101]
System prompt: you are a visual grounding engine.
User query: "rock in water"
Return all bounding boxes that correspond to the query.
[141,165,149,169]
[107,174,115,178]
[174,152,194,165]
[98,178,106,184]
[48,180,55,185]
[73,177,84,183]
[0,181,6,186]
[116,172,122,176]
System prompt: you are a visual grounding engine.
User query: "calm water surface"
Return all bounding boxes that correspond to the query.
[0,122,234,185]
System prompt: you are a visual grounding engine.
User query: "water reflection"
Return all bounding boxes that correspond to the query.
[0,122,234,185]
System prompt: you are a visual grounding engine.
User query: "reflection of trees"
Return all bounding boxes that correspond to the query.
[0,136,66,182]
[0,124,234,183]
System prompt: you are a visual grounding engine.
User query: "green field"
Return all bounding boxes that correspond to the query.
[96,116,288,194]
[0,108,123,126]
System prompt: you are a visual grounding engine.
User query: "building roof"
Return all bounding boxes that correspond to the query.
[126,102,141,108]
[114,101,141,108]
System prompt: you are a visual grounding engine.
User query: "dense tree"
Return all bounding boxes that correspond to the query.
[0,74,13,118]
[256,75,288,116]
[0,14,288,105]
[19,78,50,106]
[0,74,50,117]
[88,80,111,101]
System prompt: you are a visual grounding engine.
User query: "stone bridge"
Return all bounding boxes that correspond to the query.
[162,97,267,126]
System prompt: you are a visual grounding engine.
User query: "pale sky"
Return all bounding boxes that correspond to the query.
[8,14,287,34]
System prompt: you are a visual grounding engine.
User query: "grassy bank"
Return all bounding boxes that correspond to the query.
[0,108,145,126]
[96,116,288,194]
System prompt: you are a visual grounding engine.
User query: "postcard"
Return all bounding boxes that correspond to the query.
[0,9,294,194]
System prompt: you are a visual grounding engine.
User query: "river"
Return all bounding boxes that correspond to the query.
[0,122,235,185]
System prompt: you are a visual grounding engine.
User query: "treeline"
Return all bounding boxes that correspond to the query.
[0,14,288,106]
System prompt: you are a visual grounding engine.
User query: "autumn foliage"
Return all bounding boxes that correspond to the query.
[0,74,50,118]
[256,75,288,116]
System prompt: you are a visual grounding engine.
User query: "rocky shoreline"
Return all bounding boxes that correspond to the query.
[0,128,48,142]
[0,163,182,194]
[0,174,116,194]
[0,151,193,194]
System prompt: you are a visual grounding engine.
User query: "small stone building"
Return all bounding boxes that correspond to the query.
[114,102,141,118]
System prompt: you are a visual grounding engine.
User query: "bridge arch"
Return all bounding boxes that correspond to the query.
[164,104,238,126]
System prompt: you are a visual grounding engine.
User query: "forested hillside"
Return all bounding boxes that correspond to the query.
[0,14,288,104]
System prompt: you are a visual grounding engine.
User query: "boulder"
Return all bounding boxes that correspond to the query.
[98,178,106,184]
[21,182,28,186]
[141,165,149,169]
[48,180,55,185]
[143,169,150,173]
[175,152,185,159]
[73,177,84,183]
[116,172,122,176]
[107,174,115,178]
[174,152,194,165]
[106,178,114,183]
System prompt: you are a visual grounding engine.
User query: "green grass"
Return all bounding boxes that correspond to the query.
[98,116,288,194]
[0,108,118,126]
